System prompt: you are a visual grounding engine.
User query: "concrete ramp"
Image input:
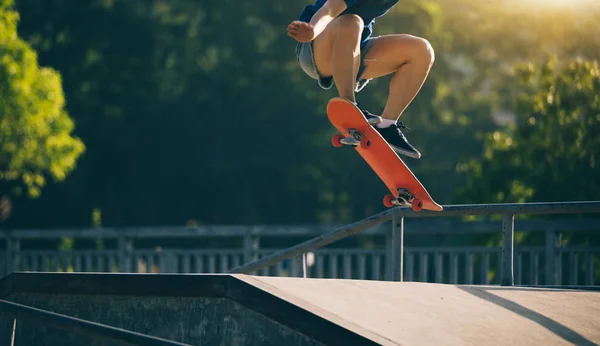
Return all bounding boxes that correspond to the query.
[1,273,599,345]
[245,276,600,345]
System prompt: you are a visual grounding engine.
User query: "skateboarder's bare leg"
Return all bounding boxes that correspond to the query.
[360,34,435,121]
[312,14,364,102]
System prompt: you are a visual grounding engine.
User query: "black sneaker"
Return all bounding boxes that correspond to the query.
[375,121,422,159]
[356,104,382,125]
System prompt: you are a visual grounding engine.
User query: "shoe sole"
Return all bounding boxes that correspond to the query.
[371,124,421,159]
[366,115,382,125]
[390,144,422,159]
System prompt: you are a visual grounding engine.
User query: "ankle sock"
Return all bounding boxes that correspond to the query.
[376,118,396,129]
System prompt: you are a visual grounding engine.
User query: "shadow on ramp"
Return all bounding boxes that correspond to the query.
[458,286,599,346]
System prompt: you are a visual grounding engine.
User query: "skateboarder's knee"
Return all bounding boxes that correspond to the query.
[409,37,435,66]
[335,14,364,36]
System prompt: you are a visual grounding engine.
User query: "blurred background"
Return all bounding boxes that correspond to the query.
[0,0,599,284]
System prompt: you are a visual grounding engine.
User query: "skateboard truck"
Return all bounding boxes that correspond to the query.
[383,188,423,211]
[332,129,372,149]
[331,116,381,148]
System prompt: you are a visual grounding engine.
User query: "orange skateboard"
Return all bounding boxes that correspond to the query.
[327,97,443,212]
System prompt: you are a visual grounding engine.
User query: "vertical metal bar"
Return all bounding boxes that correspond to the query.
[516,251,522,285]
[74,255,82,272]
[435,252,443,283]
[182,254,191,273]
[406,252,414,281]
[316,255,324,278]
[420,253,428,282]
[118,234,126,273]
[533,253,540,285]
[545,229,560,285]
[302,253,307,278]
[586,253,594,285]
[385,233,392,281]
[390,211,403,282]
[358,254,366,280]
[11,318,16,346]
[96,254,104,272]
[290,256,298,277]
[9,237,20,273]
[208,255,216,273]
[243,232,259,274]
[6,233,13,276]
[223,254,231,272]
[481,252,489,285]
[233,254,241,270]
[501,213,515,286]
[570,252,578,285]
[108,255,115,273]
[275,261,283,276]
[373,254,381,281]
[528,251,535,285]
[343,253,352,279]
[466,253,474,284]
[450,252,458,284]
[195,254,204,273]
[330,254,338,278]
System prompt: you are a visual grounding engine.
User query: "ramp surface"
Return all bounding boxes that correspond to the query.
[243,276,600,345]
[1,272,599,345]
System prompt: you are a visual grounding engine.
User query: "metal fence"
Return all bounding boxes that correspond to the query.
[2,201,600,286]
[230,201,600,286]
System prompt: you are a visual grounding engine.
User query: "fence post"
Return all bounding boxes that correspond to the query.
[243,231,260,275]
[545,229,561,285]
[501,214,515,286]
[6,233,20,275]
[5,232,12,277]
[390,210,403,282]
[117,233,131,273]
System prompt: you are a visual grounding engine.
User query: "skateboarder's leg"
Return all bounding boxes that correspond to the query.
[307,14,364,102]
[360,34,435,121]
[355,34,434,159]
[313,14,363,102]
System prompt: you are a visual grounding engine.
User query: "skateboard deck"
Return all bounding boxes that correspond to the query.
[326,97,443,212]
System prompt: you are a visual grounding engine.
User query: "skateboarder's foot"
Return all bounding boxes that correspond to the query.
[375,120,422,159]
[356,104,382,125]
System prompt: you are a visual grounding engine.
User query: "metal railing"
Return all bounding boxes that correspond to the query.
[1,201,599,285]
[229,201,600,286]
[0,300,190,346]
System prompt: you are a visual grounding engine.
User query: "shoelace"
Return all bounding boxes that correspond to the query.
[396,121,409,130]
[358,104,411,131]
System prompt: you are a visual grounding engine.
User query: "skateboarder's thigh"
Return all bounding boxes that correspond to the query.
[312,14,365,77]
[360,34,435,80]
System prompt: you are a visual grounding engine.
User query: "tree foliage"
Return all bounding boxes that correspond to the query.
[2,0,599,227]
[0,0,84,201]
[456,58,600,203]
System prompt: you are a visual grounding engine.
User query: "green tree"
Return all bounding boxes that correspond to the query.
[6,0,600,228]
[455,58,600,203]
[0,0,84,209]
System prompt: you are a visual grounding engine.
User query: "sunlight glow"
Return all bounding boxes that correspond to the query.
[514,0,596,7]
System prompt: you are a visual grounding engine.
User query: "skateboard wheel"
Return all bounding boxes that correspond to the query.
[332,134,344,147]
[383,194,395,208]
[412,199,423,212]
[360,138,372,149]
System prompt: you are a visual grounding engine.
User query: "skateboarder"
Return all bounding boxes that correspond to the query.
[288,0,435,159]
